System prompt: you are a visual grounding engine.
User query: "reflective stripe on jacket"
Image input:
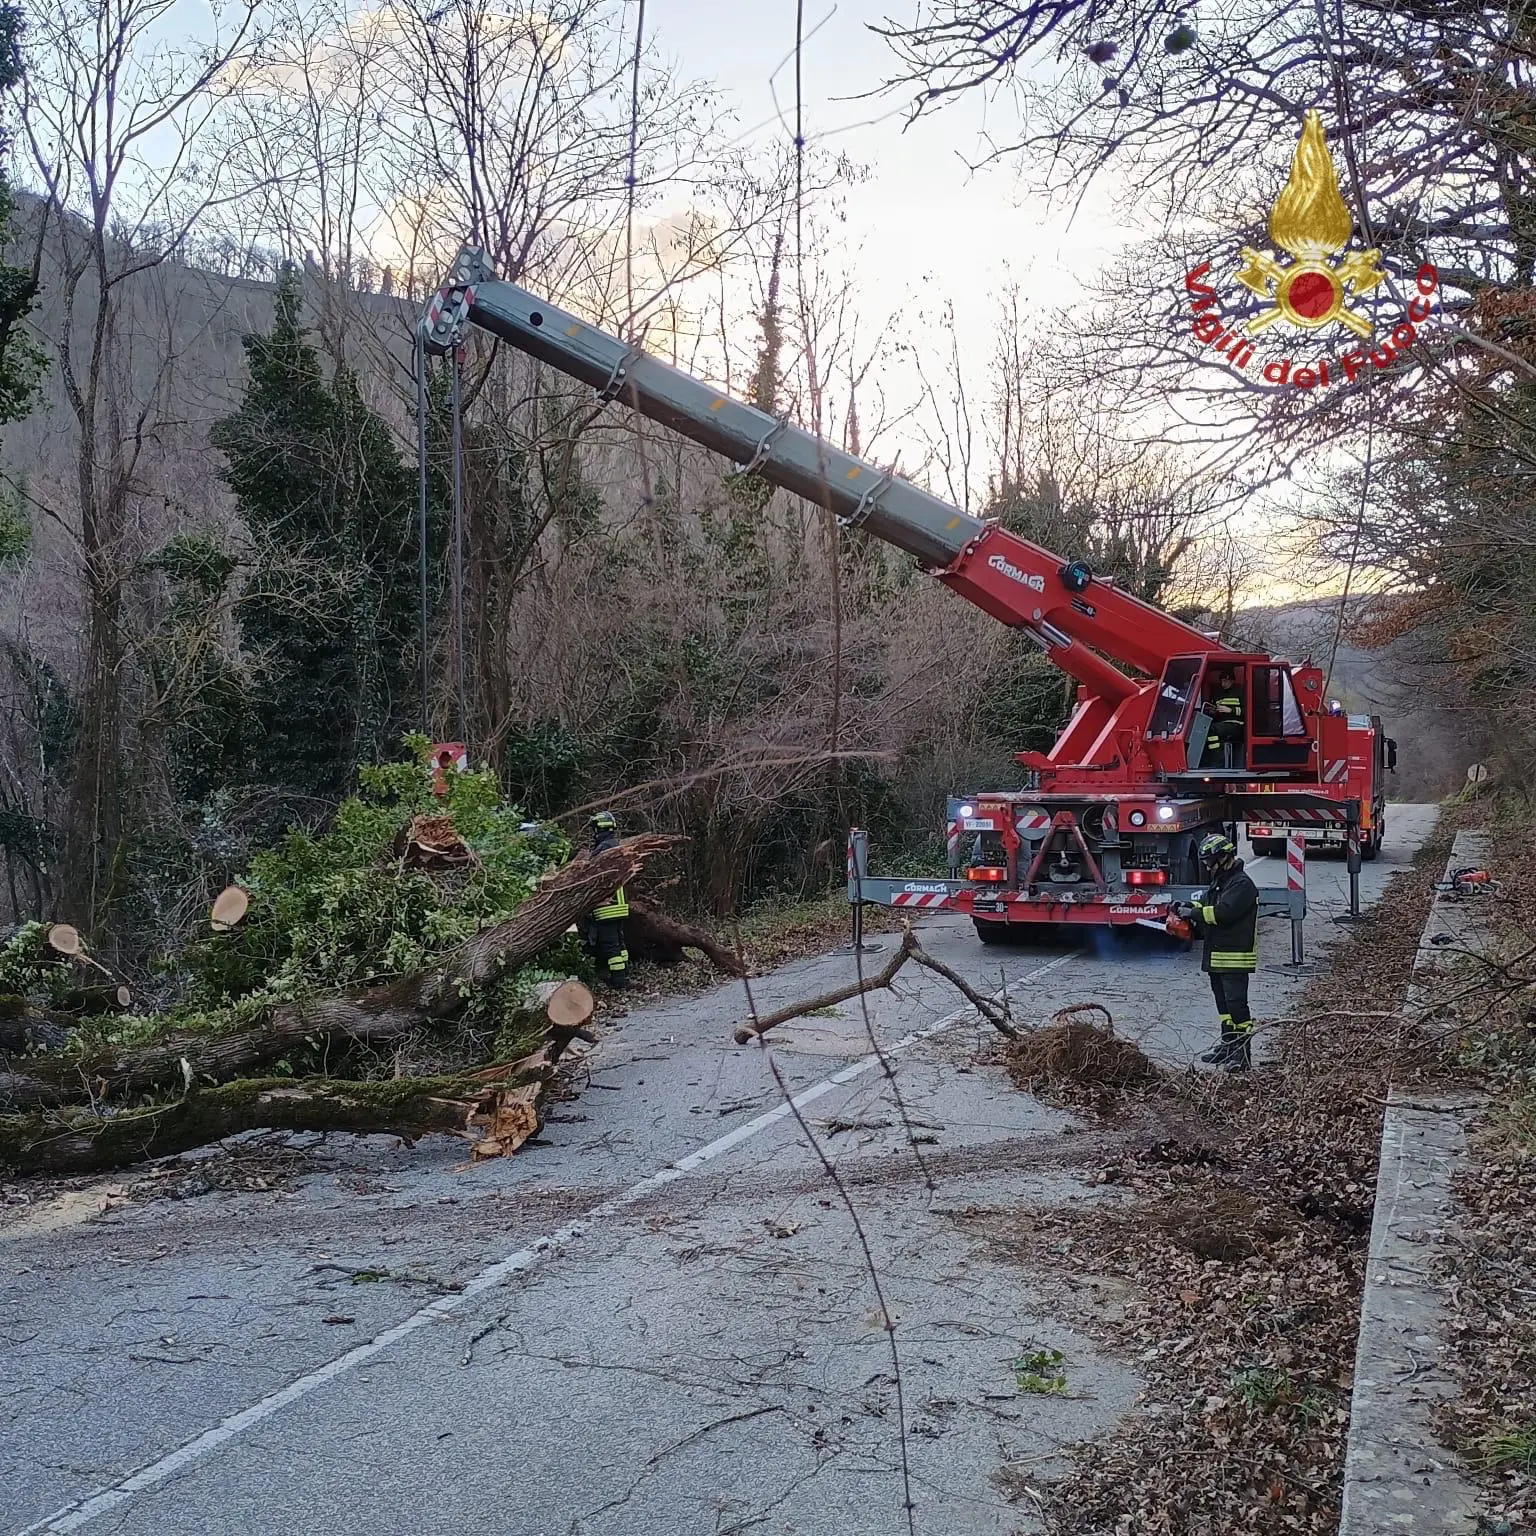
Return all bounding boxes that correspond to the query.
[1213,693,1243,721]
[1193,859,1258,974]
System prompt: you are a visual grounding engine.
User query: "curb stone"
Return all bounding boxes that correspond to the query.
[1338,829,1489,1535]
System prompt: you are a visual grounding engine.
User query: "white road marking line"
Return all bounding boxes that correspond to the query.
[18,950,1076,1535]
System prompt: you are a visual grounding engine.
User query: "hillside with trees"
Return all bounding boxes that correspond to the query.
[0,0,1511,966]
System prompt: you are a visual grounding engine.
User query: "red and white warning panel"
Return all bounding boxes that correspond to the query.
[1287,832,1306,891]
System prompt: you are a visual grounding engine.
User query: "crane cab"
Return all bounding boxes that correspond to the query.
[1145,654,1318,780]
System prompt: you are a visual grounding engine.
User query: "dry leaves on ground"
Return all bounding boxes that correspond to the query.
[972,830,1454,1534]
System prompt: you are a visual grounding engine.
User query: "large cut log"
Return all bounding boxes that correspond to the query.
[626,898,743,975]
[0,836,673,1113]
[0,1067,536,1176]
[0,979,600,1175]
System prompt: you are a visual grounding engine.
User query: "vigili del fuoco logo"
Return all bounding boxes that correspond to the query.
[1183,110,1438,390]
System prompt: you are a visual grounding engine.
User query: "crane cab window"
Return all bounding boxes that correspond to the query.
[1148,656,1202,737]
[1249,664,1310,767]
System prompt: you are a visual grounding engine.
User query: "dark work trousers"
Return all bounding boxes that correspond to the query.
[1208,970,1252,1034]
[590,917,630,988]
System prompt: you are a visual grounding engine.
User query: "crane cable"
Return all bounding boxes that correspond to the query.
[621,0,656,511]
[415,324,430,732]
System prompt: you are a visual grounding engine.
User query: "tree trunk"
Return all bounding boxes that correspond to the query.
[626,898,743,975]
[0,1066,536,1176]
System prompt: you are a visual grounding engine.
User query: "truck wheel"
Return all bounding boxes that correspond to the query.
[1363,829,1380,861]
[973,919,1009,945]
[1251,838,1285,858]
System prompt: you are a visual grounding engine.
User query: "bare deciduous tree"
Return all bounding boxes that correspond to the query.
[21,0,263,929]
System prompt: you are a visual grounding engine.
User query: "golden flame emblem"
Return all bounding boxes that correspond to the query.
[1236,111,1384,338]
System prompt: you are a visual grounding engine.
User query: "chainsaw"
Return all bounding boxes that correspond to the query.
[1165,901,1197,942]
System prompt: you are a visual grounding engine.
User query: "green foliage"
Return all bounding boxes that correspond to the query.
[500,717,591,815]
[142,532,248,802]
[181,739,570,1036]
[1479,1421,1536,1474]
[148,532,237,594]
[0,921,72,1007]
[0,7,42,427]
[212,268,420,799]
[0,484,30,562]
[1014,1347,1068,1395]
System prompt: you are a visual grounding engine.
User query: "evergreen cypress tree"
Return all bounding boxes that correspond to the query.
[213,269,419,798]
[0,3,41,426]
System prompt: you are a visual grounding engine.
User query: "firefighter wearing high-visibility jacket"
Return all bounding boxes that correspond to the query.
[1205,668,1245,767]
[1174,831,1258,1072]
[585,811,630,989]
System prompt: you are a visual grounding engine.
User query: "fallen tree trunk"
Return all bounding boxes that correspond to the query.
[0,1067,535,1176]
[0,982,601,1175]
[0,997,71,1054]
[0,836,673,1113]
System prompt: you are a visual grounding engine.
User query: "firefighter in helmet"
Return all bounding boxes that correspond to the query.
[1205,667,1245,768]
[1175,831,1259,1071]
[585,811,630,989]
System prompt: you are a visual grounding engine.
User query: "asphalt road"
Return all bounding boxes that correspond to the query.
[0,804,1439,1536]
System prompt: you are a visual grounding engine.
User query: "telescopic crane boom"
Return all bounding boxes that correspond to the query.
[420,247,1224,736]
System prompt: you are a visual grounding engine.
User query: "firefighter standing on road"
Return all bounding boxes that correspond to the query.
[1176,831,1259,1072]
[584,811,630,990]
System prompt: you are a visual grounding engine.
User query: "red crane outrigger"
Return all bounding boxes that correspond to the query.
[421,249,1391,941]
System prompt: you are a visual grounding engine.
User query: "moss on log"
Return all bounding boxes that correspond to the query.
[0,1064,547,1176]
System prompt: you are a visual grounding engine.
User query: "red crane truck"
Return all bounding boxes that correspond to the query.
[421,249,1393,941]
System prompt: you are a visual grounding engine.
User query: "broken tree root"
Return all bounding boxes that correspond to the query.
[732,927,1019,1044]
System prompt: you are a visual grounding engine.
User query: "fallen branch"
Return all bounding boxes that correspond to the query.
[731,928,1021,1045]
[906,937,1019,1038]
[733,932,915,1044]
[0,836,674,1114]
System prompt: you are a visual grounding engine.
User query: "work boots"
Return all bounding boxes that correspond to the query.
[1224,1033,1253,1073]
[1201,1018,1240,1065]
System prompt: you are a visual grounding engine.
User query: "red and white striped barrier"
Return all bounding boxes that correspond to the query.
[1287,831,1306,891]
[892,890,949,908]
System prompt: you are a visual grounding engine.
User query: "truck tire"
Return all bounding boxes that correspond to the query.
[973,918,1009,944]
[1250,837,1285,858]
[1363,828,1380,860]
